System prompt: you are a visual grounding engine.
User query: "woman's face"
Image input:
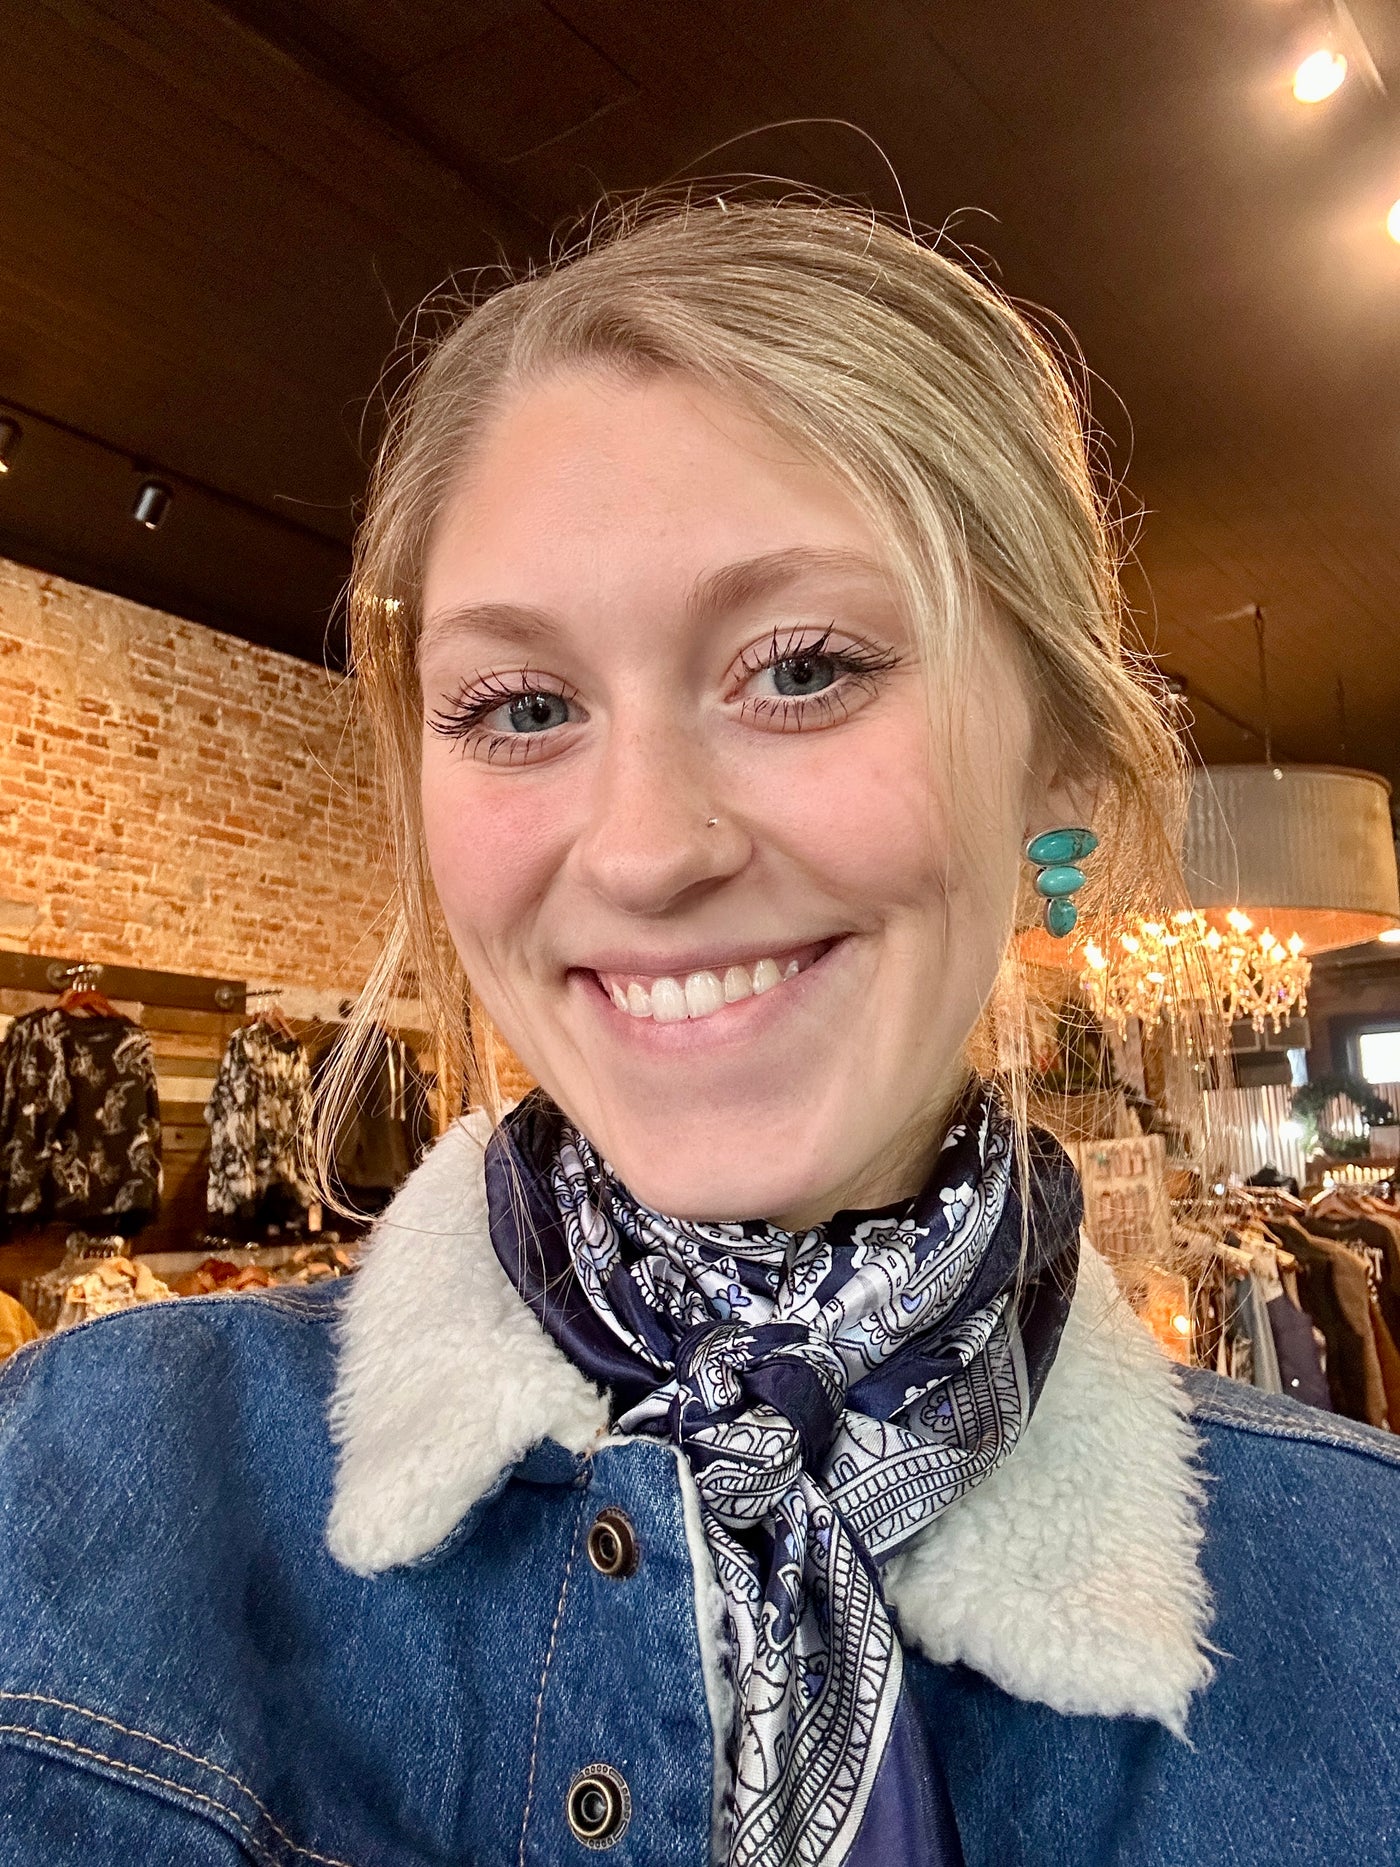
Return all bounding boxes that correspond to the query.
[420,368,1048,1225]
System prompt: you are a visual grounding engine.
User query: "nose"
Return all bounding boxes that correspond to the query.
[572,718,750,916]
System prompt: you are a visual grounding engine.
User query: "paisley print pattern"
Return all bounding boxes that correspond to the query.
[487,1088,1082,1867]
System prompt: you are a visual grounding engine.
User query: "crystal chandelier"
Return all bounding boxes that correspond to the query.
[1078,909,1310,1039]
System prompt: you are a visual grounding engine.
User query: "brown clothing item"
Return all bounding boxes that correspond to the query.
[1309,1235,1391,1431]
[1267,1221,1371,1422]
[1369,1295,1400,1432]
[1308,1212,1400,1342]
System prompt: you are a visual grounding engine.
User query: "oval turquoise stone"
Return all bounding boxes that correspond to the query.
[1044,897,1078,938]
[1033,863,1085,898]
[1026,827,1099,865]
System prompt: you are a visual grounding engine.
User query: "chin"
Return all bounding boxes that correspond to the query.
[576,1105,852,1225]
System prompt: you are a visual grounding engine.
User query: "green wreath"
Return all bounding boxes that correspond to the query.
[1290,1074,1398,1160]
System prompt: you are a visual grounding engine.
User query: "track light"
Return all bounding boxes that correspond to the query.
[132,479,172,530]
[1293,46,1348,102]
[0,418,19,474]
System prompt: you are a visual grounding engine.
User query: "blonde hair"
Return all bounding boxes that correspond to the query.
[325,192,1190,1189]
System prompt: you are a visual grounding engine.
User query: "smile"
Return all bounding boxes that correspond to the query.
[595,941,836,1024]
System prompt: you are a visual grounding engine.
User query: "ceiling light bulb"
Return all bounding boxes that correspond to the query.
[1379,926,1400,945]
[1293,47,1348,103]
[132,479,172,530]
[0,417,20,473]
[1386,198,1400,244]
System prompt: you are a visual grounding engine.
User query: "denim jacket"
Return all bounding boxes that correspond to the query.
[0,1118,1396,1864]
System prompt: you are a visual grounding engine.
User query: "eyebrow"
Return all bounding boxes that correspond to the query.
[688,547,889,620]
[418,601,561,662]
[418,547,889,662]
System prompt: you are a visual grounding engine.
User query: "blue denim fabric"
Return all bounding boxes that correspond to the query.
[906,1369,1400,1867]
[0,1294,1395,1863]
[0,1288,714,1865]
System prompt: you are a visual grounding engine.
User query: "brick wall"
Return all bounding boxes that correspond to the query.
[0,555,390,991]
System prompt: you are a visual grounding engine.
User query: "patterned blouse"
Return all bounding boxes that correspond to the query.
[204,1022,314,1220]
[0,1010,162,1227]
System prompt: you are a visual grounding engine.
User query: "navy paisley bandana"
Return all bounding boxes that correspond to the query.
[486,1087,1081,1867]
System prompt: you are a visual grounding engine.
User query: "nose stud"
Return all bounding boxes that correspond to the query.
[1025,827,1098,937]
[706,816,719,829]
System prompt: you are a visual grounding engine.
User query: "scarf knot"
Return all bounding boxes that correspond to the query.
[670,1320,848,1529]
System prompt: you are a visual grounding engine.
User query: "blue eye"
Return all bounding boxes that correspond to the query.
[504,692,570,733]
[428,677,580,756]
[770,652,838,697]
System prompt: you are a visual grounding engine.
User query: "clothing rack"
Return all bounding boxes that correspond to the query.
[0,950,246,1015]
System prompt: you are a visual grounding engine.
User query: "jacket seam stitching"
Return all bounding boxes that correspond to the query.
[49,1297,333,1345]
[0,1723,285,1865]
[0,1693,353,1866]
[1193,1401,1400,1468]
[517,1490,586,1867]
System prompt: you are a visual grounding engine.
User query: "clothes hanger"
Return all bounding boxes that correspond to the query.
[241,990,297,1042]
[54,965,120,1019]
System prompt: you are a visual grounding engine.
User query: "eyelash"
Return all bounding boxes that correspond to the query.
[733,625,902,732]
[427,669,579,765]
[427,628,902,763]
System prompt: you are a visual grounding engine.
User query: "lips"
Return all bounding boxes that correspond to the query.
[592,941,837,1024]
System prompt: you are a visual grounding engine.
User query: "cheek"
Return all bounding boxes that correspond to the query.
[758,714,950,908]
[419,742,563,960]
[758,702,1023,992]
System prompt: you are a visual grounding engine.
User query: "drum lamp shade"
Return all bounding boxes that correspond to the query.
[1183,765,1400,954]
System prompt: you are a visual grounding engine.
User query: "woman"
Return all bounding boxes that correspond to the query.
[0,200,1396,1867]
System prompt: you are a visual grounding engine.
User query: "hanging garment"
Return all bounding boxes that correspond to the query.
[1220,1272,1283,1395]
[204,1022,313,1221]
[0,1008,161,1229]
[1307,1210,1400,1342]
[1368,1293,1400,1431]
[311,1026,434,1207]
[1306,1235,1391,1431]
[1265,1293,1332,1409]
[1267,1221,1375,1423]
[487,1087,1082,1867]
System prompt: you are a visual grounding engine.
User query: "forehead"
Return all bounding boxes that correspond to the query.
[421,366,885,624]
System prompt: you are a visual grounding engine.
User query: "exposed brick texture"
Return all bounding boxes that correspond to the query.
[0,556,391,992]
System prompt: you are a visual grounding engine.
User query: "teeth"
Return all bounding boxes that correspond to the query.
[603,952,816,1023]
[684,971,725,1018]
[649,977,689,1023]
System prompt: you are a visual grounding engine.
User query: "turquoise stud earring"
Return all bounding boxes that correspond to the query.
[1025,827,1098,937]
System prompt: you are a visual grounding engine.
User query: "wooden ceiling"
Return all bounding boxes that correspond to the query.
[4,0,1400,788]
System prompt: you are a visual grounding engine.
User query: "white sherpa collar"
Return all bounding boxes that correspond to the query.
[327,1119,1212,1733]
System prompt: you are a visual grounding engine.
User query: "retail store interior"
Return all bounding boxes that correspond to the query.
[3,3,1400,1416]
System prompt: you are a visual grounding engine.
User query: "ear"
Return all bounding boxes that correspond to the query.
[1021,739,1100,850]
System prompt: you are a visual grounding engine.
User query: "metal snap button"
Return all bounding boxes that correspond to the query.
[565,1762,631,1849]
[585,1507,638,1579]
